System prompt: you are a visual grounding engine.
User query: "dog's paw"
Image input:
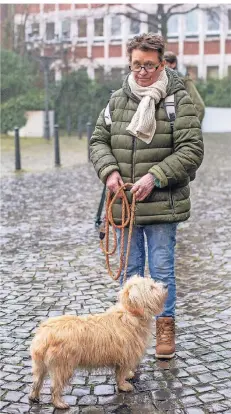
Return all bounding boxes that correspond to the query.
[126,370,135,379]
[28,394,39,404]
[118,381,134,392]
[53,399,70,409]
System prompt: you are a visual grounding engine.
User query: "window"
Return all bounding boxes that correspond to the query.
[207,10,220,32]
[148,14,158,33]
[111,15,121,37]
[94,18,104,37]
[228,66,231,79]
[130,14,140,35]
[228,9,231,31]
[111,68,122,80]
[78,19,87,37]
[185,10,198,34]
[207,66,219,79]
[31,22,39,37]
[46,22,55,41]
[186,66,198,80]
[167,15,179,36]
[62,19,70,39]
[95,67,104,82]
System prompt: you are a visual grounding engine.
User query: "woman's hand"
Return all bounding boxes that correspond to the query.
[130,173,155,201]
[106,171,124,198]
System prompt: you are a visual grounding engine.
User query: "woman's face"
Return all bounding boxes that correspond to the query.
[130,49,165,87]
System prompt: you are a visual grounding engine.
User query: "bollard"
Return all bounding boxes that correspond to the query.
[14,127,21,171]
[77,115,83,139]
[54,124,61,167]
[86,121,92,162]
[66,115,71,137]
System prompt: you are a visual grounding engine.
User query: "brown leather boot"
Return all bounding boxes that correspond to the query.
[155,317,175,359]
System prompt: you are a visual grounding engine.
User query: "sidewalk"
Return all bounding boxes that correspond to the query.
[1,133,231,413]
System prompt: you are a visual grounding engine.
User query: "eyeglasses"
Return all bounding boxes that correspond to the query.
[129,63,161,73]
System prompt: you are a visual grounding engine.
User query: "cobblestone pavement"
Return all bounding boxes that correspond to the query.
[1,133,231,414]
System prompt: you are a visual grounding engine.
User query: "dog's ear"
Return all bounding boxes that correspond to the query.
[123,286,144,317]
[127,285,140,304]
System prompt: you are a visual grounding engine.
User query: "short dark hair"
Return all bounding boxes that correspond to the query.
[164,51,178,65]
[126,33,165,62]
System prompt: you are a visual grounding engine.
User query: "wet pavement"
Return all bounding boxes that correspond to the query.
[1,133,231,414]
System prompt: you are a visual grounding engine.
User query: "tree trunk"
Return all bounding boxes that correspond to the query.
[157,4,168,41]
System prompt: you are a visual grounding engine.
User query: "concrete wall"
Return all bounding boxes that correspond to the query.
[202,107,231,133]
[8,111,55,138]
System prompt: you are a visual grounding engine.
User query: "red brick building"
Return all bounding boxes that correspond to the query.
[5,3,231,80]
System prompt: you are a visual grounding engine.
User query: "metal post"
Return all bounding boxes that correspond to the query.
[43,57,50,140]
[54,124,61,167]
[77,115,83,139]
[86,121,92,162]
[66,115,71,136]
[14,127,21,171]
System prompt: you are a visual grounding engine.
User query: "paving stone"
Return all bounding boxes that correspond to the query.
[78,395,98,405]
[94,384,115,395]
[199,392,225,403]
[81,408,104,414]
[72,387,91,397]
[181,396,203,407]
[186,409,206,414]
[3,390,24,402]
[1,134,231,414]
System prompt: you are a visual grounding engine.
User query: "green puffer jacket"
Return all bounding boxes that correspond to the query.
[90,67,204,225]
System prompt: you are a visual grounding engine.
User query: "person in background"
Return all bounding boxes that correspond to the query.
[164,51,205,123]
[90,34,204,359]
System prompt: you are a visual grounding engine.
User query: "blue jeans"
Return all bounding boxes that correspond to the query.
[116,223,177,317]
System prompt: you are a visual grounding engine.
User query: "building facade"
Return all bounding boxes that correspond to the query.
[12,3,231,81]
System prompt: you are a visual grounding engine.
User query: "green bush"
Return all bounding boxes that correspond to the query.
[0,90,53,133]
[54,69,122,132]
[195,78,231,108]
[1,49,38,103]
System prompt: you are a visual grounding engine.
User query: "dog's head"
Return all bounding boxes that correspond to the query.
[119,275,167,319]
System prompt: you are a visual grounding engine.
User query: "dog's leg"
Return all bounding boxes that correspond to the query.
[50,366,72,409]
[29,360,47,403]
[126,370,135,380]
[116,366,134,392]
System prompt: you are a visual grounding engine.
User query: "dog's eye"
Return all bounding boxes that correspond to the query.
[150,286,154,290]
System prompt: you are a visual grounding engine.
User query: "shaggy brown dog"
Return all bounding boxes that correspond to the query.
[29,275,167,409]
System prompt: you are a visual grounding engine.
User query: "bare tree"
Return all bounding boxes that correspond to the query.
[112,4,226,41]
[0,4,30,55]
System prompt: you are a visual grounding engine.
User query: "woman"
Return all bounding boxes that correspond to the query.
[90,33,204,359]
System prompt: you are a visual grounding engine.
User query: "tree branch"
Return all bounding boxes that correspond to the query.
[115,11,159,32]
[167,5,199,19]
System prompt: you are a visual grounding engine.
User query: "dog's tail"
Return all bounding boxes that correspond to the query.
[30,329,51,365]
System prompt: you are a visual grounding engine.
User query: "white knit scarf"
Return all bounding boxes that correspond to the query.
[126,69,168,144]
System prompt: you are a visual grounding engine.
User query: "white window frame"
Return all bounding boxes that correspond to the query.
[129,13,141,37]
[45,21,55,42]
[228,9,231,33]
[206,9,220,35]
[110,14,122,40]
[61,19,71,41]
[167,14,179,38]
[185,9,199,37]
[77,18,87,40]
[94,17,104,42]
[206,65,219,79]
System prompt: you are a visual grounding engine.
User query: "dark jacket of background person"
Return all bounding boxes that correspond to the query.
[179,72,205,123]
